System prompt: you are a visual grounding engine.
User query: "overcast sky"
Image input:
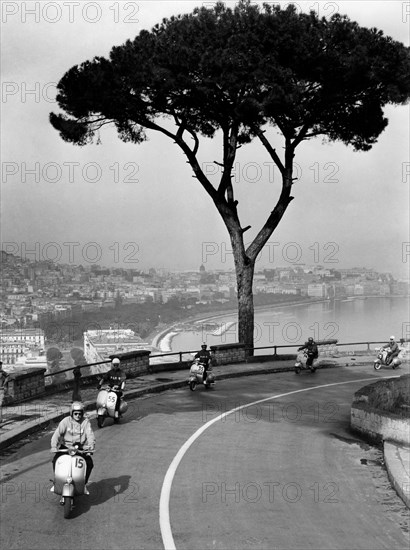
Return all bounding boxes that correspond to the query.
[1,1,409,278]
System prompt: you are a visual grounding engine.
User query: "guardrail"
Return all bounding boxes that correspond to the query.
[41,338,410,381]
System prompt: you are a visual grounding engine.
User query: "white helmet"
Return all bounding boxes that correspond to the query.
[70,401,85,417]
[390,336,395,341]
[112,357,120,366]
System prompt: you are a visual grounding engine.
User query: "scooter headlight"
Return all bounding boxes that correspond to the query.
[66,476,73,483]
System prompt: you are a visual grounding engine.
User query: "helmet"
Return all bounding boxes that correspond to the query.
[308,337,314,342]
[390,336,395,341]
[201,343,207,349]
[70,401,85,417]
[112,357,120,366]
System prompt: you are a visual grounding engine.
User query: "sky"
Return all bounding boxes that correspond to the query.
[1,1,409,278]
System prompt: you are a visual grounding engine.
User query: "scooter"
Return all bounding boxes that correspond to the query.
[294,351,317,374]
[188,359,215,391]
[96,385,128,427]
[52,446,91,518]
[373,347,401,370]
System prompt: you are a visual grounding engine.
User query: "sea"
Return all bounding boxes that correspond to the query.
[160,296,410,356]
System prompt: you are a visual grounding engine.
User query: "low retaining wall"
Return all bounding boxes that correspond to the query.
[350,403,410,445]
[5,367,46,403]
[109,350,150,377]
[350,375,410,446]
[210,343,247,365]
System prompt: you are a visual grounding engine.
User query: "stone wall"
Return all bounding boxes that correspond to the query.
[350,375,410,446]
[210,343,247,365]
[6,367,46,403]
[109,350,150,377]
[350,403,410,445]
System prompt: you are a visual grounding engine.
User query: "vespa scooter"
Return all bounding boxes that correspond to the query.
[373,347,401,370]
[96,385,128,427]
[52,446,92,518]
[188,358,215,391]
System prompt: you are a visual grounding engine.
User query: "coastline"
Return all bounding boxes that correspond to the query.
[149,295,408,354]
[149,297,322,353]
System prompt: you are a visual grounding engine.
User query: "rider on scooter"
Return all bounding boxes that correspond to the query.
[194,343,212,382]
[382,336,400,365]
[97,357,126,418]
[298,337,319,369]
[50,401,95,494]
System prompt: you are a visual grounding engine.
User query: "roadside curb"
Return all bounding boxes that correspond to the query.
[384,441,410,509]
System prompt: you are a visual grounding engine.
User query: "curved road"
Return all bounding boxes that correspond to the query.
[0,367,409,550]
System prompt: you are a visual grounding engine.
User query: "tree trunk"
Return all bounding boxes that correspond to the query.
[233,248,255,356]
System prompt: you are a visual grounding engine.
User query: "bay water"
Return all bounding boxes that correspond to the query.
[167,296,409,355]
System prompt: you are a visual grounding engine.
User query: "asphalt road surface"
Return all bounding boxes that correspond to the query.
[0,367,409,550]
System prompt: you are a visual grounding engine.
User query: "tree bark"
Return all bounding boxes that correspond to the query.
[228,228,256,355]
[235,257,255,355]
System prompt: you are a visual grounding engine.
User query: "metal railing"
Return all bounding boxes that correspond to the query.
[44,359,110,379]
[42,338,409,381]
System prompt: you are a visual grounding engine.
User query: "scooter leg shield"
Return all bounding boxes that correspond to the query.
[106,392,118,417]
[96,389,108,409]
[54,455,71,494]
[62,483,75,497]
[72,456,87,494]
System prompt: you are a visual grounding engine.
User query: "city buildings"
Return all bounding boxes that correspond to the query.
[1,250,409,368]
[0,328,45,366]
[84,329,150,363]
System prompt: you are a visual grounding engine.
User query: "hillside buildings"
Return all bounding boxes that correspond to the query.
[0,250,409,366]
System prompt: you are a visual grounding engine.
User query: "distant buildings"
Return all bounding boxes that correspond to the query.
[0,251,409,366]
[83,329,150,363]
[0,328,45,366]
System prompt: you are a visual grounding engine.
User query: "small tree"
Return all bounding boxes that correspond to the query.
[50,1,410,351]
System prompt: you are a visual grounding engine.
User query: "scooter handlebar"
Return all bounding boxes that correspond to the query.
[98,384,122,392]
[51,446,93,456]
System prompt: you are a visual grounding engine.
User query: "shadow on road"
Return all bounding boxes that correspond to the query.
[70,474,132,517]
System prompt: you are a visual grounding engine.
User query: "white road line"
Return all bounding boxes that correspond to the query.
[159,375,397,550]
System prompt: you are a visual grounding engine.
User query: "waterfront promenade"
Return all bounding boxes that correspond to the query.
[0,352,409,509]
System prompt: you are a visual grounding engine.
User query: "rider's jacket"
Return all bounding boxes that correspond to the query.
[100,368,126,390]
[299,342,319,358]
[51,416,95,452]
[383,341,399,355]
[194,350,212,366]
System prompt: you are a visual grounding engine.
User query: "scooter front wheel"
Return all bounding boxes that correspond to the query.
[294,367,301,374]
[374,362,382,370]
[97,414,105,428]
[189,380,197,391]
[63,496,72,518]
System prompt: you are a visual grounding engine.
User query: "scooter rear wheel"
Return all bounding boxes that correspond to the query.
[97,415,105,428]
[63,497,72,518]
[189,381,197,391]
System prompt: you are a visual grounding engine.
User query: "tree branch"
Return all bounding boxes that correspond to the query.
[255,129,285,174]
